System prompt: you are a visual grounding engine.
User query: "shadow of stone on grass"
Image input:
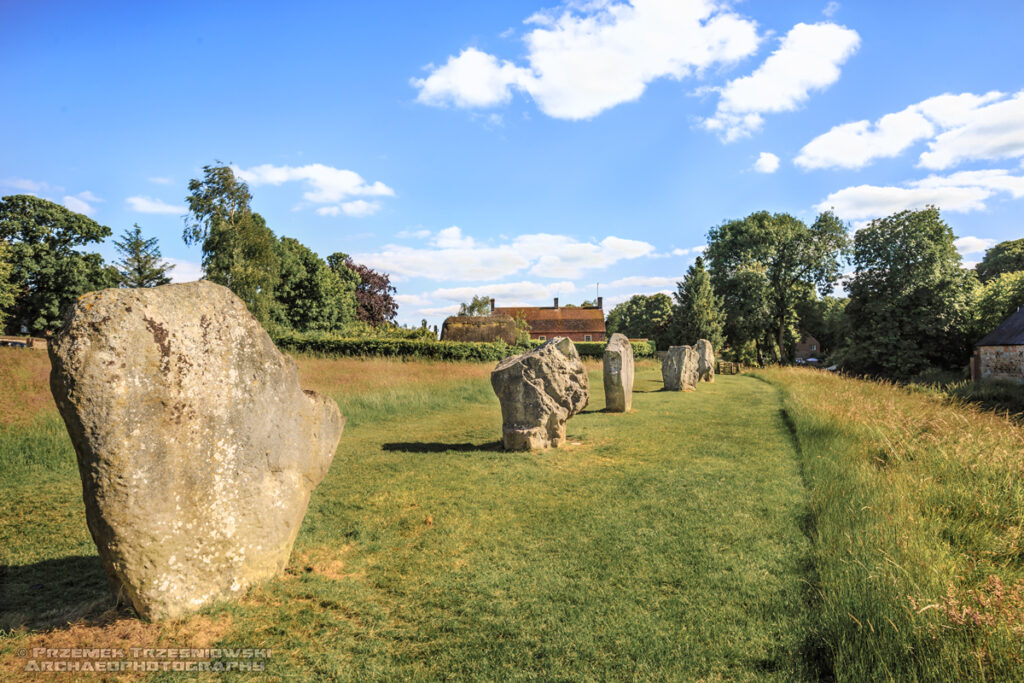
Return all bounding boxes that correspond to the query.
[381,441,505,454]
[0,555,126,631]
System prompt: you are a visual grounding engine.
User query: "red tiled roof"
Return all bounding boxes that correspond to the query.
[492,306,606,334]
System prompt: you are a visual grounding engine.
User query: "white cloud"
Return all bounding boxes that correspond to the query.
[920,91,1024,170]
[606,275,684,289]
[397,228,432,239]
[394,293,433,306]
[954,236,996,256]
[234,163,395,211]
[671,248,690,256]
[754,152,780,173]
[148,176,174,185]
[817,168,1024,220]
[822,2,840,17]
[1,177,59,194]
[62,191,103,215]
[431,280,577,305]
[419,305,461,316]
[413,0,760,120]
[317,200,382,217]
[126,196,186,214]
[796,91,1007,170]
[163,258,204,283]
[703,22,860,141]
[431,226,476,248]
[353,230,655,282]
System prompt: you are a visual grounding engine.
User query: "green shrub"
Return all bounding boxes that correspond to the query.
[572,340,656,358]
[272,332,531,361]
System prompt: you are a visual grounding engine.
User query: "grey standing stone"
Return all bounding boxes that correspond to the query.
[695,339,715,383]
[602,333,634,412]
[491,337,589,450]
[661,345,700,391]
[48,281,343,620]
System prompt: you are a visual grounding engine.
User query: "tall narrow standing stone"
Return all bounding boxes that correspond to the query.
[49,281,344,620]
[491,338,589,450]
[661,345,700,391]
[695,339,715,383]
[603,333,634,412]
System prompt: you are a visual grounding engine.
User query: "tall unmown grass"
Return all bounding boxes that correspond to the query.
[756,367,1024,681]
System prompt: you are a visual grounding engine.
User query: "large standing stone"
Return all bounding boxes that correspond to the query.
[602,333,634,412]
[491,337,589,450]
[661,345,700,391]
[695,339,715,383]
[48,281,344,620]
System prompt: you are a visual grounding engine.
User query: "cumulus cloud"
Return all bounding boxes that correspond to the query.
[822,2,840,17]
[63,191,103,215]
[605,274,685,289]
[148,176,174,185]
[703,22,860,141]
[754,152,780,173]
[234,163,394,217]
[413,0,760,120]
[163,258,204,283]
[430,280,578,305]
[0,177,59,194]
[954,236,996,256]
[796,90,1009,170]
[816,169,1024,220]
[353,229,654,282]
[126,196,186,214]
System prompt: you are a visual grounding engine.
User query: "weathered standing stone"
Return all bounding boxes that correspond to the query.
[602,333,634,412]
[48,281,344,620]
[661,345,700,391]
[695,339,715,383]
[491,337,589,450]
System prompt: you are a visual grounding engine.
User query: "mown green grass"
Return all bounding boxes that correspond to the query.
[1,360,822,681]
[756,367,1024,682]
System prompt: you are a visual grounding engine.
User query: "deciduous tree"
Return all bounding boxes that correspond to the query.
[605,293,673,347]
[976,238,1024,283]
[458,294,492,316]
[706,210,848,363]
[327,253,397,326]
[0,194,117,335]
[844,207,975,377]
[273,237,356,332]
[113,224,173,288]
[184,164,279,323]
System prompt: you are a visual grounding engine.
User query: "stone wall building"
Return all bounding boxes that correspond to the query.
[492,298,606,343]
[972,306,1024,383]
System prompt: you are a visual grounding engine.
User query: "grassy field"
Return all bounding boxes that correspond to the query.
[1,350,819,681]
[1,348,1021,681]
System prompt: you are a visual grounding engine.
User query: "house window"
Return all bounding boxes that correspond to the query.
[538,336,546,341]
[810,344,817,351]
[584,335,592,342]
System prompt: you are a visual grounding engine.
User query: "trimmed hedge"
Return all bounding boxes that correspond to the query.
[273,333,657,362]
[573,340,656,358]
[273,333,530,361]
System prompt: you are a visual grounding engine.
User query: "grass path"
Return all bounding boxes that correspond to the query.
[1,359,822,681]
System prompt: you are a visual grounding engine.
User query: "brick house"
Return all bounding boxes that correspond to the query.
[794,335,822,362]
[491,298,606,342]
[972,306,1024,383]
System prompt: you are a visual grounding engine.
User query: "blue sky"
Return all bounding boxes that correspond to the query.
[3,1,1023,326]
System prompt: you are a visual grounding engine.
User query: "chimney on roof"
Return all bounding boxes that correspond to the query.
[596,296,603,309]
[553,297,559,309]
[490,298,495,313]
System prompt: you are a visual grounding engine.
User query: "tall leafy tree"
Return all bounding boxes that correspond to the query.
[706,210,848,363]
[666,256,725,350]
[0,194,118,335]
[976,238,1024,283]
[184,164,279,322]
[844,207,976,378]
[273,237,357,332]
[113,224,173,288]
[327,253,397,326]
[972,271,1024,340]
[458,294,492,316]
[794,295,850,358]
[0,241,15,331]
[605,293,673,347]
